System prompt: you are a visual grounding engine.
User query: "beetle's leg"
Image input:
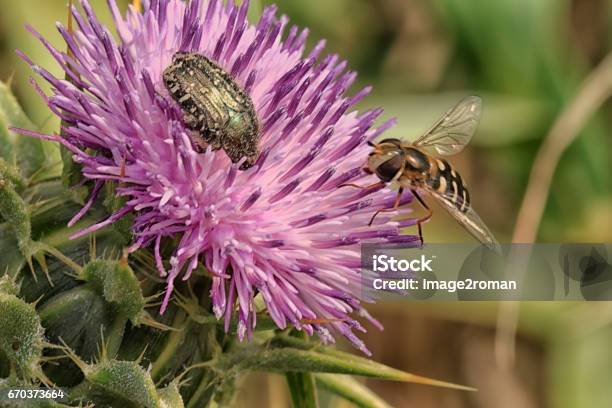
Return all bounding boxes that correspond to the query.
[189,131,209,153]
[368,187,404,226]
[182,112,199,129]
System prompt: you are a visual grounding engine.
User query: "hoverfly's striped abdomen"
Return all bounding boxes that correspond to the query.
[426,159,471,213]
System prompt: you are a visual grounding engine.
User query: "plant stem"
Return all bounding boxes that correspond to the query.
[512,52,612,243]
[495,52,612,370]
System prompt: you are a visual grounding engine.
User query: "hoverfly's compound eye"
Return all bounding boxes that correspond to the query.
[375,153,404,182]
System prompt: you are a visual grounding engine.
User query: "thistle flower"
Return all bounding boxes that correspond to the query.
[19,0,420,354]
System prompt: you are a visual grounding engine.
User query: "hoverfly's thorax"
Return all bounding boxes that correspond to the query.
[403,147,430,173]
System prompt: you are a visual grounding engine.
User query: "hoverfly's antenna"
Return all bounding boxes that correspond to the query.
[366,141,375,147]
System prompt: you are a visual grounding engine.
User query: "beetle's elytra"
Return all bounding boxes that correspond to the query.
[163,52,259,169]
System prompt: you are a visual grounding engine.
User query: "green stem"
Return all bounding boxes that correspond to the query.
[186,371,223,408]
[286,371,319,408]
[151,310,189,380]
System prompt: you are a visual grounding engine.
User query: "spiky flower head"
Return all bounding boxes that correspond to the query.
[20,0,420,354]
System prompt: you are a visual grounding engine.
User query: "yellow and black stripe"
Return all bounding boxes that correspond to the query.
[426,159,470,213]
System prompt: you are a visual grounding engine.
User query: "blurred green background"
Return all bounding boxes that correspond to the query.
[0,0,611,407]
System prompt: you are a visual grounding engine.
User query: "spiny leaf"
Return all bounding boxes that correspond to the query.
[157,381,185,408]
[270,335,475,390]
[81,258,146,325]
[0,113,15,163]
[0,81,50,178]
[216,336,475,391]
[316,374,392,408]
[65,348,162,408]
[0,81,34,130]
[0,273,20,296]
[0,158,25,191]
[38,286,117,365]
[0,292,45,381]
[0,223,26,275]
[87,360,159,406]
[0,173,32,252]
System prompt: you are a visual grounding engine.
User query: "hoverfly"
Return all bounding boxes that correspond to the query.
[344,96,500,251]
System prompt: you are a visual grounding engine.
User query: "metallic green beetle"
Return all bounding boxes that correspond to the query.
[163,52,260,169]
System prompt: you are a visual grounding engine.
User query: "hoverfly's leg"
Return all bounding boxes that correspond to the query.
[368,187,404,226]
[338,180,386,190]
[410,189,433,245]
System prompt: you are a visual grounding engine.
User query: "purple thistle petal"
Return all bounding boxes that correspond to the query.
[22,0,419,353]
[68,180,104,227]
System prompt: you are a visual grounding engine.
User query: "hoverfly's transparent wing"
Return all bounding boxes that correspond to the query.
[426,186,500,252]
[413,96,482,155]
